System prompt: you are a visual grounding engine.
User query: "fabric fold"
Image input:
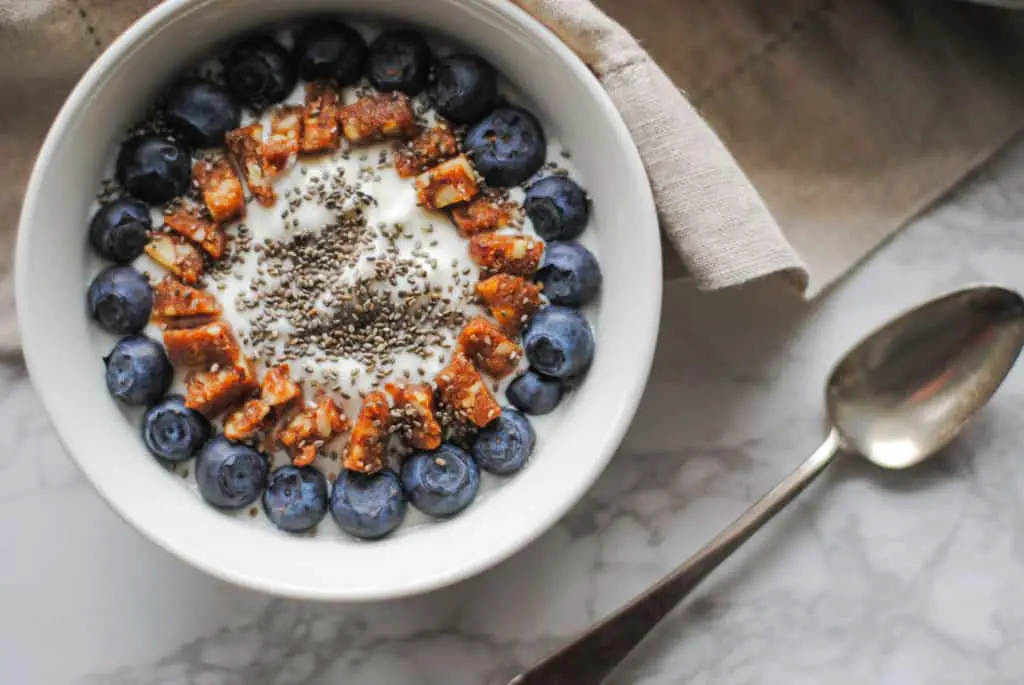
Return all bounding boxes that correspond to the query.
[514,0,809,291]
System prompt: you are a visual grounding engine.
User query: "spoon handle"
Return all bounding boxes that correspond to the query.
[510,430,842,685]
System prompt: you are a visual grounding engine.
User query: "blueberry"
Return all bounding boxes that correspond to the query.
[104,335,172,406]
[263,466,329,533]
[366,30,431,95]
[401,444,480,517]
[464,107,546,187]
[428,54,498,124]
[224,37,297,109]
[88,198,152,263]
[330,470,407,540]
[195,436,270,510]
[523,306,595,378]
[163,78,242,148]
[294,21,367,85]
[116,135,192,205]
[535,241,602,307]
[525,175,589,241]
[506,370,563,415]
[87,265,153,334]
[472,408,536,475]
[142,395,211,462]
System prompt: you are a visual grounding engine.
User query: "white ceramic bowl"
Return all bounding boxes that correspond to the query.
[16,0,661,600]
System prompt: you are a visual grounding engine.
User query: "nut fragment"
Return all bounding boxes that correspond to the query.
[394,124,458,178]
[164,205,227,258]
[144,234,204,284]
[226,123,275,206]
[435,353,502,428]
[339,93,418,145]
[265,106,302,174]
[224,398,272,441]
[457,316,522,379]
[260,363,301,408]
[386,383,442,450]
[163,320,242,369]
[415,155,479,210]
[344,390,391,473]
[475,274,544,334]
[450,193,513,236]
[185,359,258,418]
[193,159,245,223]
[280,396,350,467]
[301,82,341,153]
[151,277,221,325]
[469,233,543,277]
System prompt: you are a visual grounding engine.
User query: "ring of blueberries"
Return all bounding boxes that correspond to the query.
[86,19,603,541]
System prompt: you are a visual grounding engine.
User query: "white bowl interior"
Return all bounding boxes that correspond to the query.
[17,0,661,599]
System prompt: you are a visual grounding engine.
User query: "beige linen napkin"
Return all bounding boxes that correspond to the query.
[0,0,156,353]
[590,0,1024,294]
[512,0,806,293]
[4,0,1024,354]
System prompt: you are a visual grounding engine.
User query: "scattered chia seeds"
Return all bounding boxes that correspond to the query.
[208,169,470,378]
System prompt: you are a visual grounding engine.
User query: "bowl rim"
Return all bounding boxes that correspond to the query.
[16,0,662,600]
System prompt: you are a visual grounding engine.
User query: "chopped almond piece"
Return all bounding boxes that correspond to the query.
[151,277,220,324]
[185,360,258,418]
[435,353,502,428]
[163,320,242,369]
[344,390,391,474]
[416,155,479,210]
[475,274,544,334]
[277,411,314,455]
[260,363,301,407]
[164,205,227,258]
[193,159,245,223]
[339,93,417,145]
[292,444,319,468]
[264,106,302,174]
[469,233,543,277]
[386,383,442,450]
[457,316,523,379]
[314,396,350,439]
[226,123,275,206]
[394,124,459,178]
[279,396,350,467]
[145,234,204,285]
[301,82,341,153]
[224,398,272,441]
[450,193,514,236]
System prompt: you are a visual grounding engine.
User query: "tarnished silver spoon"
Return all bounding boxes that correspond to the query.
[511,286,1024,685]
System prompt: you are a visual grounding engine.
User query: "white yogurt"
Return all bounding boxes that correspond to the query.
[213,149,480,405]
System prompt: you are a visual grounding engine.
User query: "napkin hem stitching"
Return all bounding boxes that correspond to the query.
[692,0,838,107]
[66,0,102,51]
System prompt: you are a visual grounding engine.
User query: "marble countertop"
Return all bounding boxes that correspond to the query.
[8,138,1024,685]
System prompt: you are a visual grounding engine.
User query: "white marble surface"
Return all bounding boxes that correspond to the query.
[8,138,1024,685]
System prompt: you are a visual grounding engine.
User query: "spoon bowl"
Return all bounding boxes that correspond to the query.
[828,286,1024,469]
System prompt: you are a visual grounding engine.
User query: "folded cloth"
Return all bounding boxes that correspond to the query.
[512,0,807,293]
[0,0,155,354]
[5,0,1024,356]
[589,0,1024,294]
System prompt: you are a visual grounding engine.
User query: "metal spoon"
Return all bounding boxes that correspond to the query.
[511,285,1024,685]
